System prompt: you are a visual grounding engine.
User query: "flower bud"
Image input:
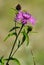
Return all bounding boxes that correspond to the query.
[16,4,21,11]
[27,26,32,33]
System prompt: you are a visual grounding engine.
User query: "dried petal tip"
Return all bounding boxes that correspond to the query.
[16,4,21,11]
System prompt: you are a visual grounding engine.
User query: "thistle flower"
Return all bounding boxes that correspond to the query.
[15,4,36,25]
[16,11,23,21]
[29,16,35,25]
[15,11,36,25]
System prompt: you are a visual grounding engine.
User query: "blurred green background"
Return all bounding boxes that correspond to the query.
[0,0,44,65]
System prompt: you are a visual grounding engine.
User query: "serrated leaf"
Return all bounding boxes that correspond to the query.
[9,26,20,32]
[4,32,17,41]
[5,57,20,65]
[21,29,29,45]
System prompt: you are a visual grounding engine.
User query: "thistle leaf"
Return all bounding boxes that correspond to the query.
[21,29,29,45]
[0,56,4,65]
[21,34,26,44]
[21,29,26,43]
[9,26,20,32]
[4,32,17,41]
[5,57,20,65]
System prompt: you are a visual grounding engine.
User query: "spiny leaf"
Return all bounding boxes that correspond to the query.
[4,32,17,41]
[5,57,20,65]
[9,26,20,32]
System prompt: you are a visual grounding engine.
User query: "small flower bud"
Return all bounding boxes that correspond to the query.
[27,26,32,33]
[16,4,21,11]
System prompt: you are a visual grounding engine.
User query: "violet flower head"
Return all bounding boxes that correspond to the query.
[22,12,31,19]
[16,11,23,21]
[29,16,36,25]
[15,11,36,25]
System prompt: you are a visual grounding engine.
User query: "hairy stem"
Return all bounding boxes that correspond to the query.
[6,24,24,65]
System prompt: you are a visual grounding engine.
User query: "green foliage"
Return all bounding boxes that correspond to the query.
[4,32,17,41]
[5,57,20,65]
[22,34,26,44]
[21,29,29,46]
[9,8,18,16]
[9,26,20,32]
[11,8,18,14]
[0,56,4,65]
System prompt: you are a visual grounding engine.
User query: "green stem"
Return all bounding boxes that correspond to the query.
[15,20,16,32]
[12,30,29,57]
[6,24,24,65]
[12,47,18,57]
[31,49,36,65]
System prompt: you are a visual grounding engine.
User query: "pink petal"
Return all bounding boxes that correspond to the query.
[22,12,31,19]
[22,19,27,24]
[16,11,23,21]
[29,16,36,25]
[18,11,23,19]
